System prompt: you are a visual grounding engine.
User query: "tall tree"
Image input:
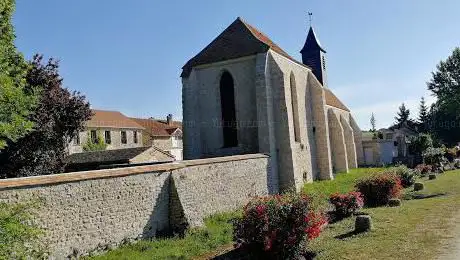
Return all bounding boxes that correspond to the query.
[370,113,376,132]
[427,47,460,145]
[0,0,37,149]
[0,55,92,178]
[418,97,429,132]
[394,102,411,127]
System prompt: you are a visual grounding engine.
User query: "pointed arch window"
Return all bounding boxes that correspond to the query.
[290,72,300,142]
[220,71,238,147]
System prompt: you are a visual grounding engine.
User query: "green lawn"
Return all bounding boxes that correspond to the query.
[302,168,385,207]
[89,212,239,260]
[308,169,460,260]
[90,168,460,260]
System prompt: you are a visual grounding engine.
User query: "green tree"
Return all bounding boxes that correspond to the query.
[370,113,376,132]
[0,56,92,178]
[427,47,460,145]
[394,103,411,128]
[83,131,107,152]
[0,0,38,149]
[409,133,433,156]
[418,97,429,132]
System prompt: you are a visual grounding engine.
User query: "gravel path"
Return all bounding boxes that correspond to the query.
[437,214,460,260]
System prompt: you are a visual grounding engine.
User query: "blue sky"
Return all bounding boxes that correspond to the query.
[13,1,460,130]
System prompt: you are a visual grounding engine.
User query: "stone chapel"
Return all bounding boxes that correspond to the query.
[181,17,364,192]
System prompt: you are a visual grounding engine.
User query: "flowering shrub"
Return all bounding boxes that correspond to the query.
[355,172,403,207]
[423,147,445,165]
[233,193,327,259]
[394,165,417,188]
[415,164,432,175]
[329,191,364,218]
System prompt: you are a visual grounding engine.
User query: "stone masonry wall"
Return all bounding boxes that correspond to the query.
[340,115,358,169]
[0,154,270,258]
[269,51,316,190]
[171,154,270,227]
[327,109,348,173]
[350,116,365,165]
[309,76,334,180]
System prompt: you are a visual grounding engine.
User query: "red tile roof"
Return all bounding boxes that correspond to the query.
[87,110,144,129]
[325,89,350,112]
[181,17,308,77]
[130,118,182,137]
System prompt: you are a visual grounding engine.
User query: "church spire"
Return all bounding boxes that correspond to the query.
[300,16,328,87]
[301,27,326,54]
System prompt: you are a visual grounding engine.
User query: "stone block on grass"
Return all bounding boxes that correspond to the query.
[355,215,372,233]
[414,182,424,191]
[388,198,401,207]
[429,174,437,180]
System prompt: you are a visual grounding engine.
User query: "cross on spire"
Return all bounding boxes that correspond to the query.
[308,12,313,27]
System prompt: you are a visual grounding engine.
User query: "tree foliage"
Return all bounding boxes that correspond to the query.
[0,55,92,178]
[83,131,107,152]
[427,48,460,145]
[394,103,411,127]
[409,133,433,156]
[0,0,37,149]
[0,201,46,258]
[370,113,376,132]
[418,97,429,132]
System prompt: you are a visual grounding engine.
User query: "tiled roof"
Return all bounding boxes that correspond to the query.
[66,147,151,165]
[324,89,350,112]
[87,110,144,129]
[181,17,308,77]
[130,118,182,137]
[66,146,175,165]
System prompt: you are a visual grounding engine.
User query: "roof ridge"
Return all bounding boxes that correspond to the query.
[238,18,293,59]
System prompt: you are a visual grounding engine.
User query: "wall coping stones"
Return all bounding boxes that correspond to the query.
[0,153,269,190]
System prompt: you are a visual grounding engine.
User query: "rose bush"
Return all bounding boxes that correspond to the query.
[355,172,403,207]
[329,191,364,218]
[233,193,327,259]
[415,164,433,175]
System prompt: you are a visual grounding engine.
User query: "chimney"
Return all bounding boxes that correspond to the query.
[166,114,173,125]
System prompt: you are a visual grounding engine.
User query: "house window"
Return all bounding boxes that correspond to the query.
[172,135,178,147]
[219,71,238,147]
[90,130,97,143]
[385,133,393,140]
[121,131,127,144]
[105,131,111,144]
[133,131,138,144]
[290,72,300,142]
[73,134,80,145]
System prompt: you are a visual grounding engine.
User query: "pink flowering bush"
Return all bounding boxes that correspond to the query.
[233,193,327,259]
[355,172,403,207]
[415,164,433,175]
[329,191,364,218]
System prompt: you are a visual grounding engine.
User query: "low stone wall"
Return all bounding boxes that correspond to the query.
[0,154,270,258]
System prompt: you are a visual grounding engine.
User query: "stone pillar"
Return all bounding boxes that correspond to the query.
[269,54,297,191]
[255,53,279,194]
[340,115,358,169]
[182,71,201,160]
[327,109,348,173]
[350,115,364,166]
[309,74,333,180]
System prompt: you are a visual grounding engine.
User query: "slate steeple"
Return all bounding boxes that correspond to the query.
[300,26,327,87]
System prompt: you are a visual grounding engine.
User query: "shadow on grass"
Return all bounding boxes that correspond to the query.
[334,230,362,240]
[404,192,448,200]
[211,248,317,260]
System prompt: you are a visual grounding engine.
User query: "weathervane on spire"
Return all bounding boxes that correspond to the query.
[308,12,313,27]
